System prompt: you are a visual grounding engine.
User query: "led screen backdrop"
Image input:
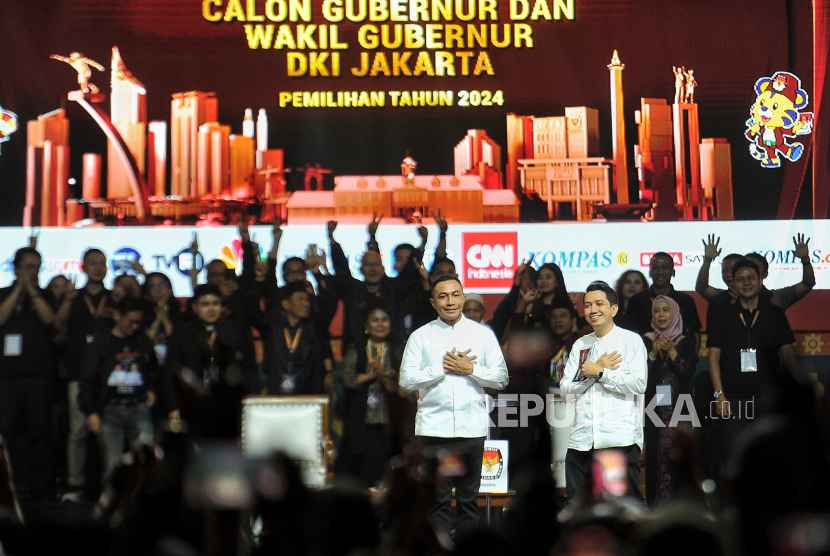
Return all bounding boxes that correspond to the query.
[0,0,812,224]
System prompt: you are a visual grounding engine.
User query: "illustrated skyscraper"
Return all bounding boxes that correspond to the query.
[171,91,218,197]
[108,47,146,199]
[25,109,69,226]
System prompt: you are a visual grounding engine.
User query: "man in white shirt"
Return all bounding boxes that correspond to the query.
[400,275,508,542]
[559,280,647,503]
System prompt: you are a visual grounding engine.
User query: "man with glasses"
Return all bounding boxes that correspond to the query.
[327,217,425,351]
[0,247,56,502]
[79,296,158,478]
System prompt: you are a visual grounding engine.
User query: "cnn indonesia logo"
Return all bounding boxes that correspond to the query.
[463,232,519,286]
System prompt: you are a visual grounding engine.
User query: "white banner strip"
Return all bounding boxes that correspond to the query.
[1,220,826,296]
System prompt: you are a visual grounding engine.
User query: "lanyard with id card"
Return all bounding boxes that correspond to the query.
[739,310,760,373]
[4,334,22,356]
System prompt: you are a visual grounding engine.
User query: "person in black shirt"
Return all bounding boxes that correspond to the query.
[0,247,56,502]
[624,252,702,353]
[708,259,797,430]
[167,284,256,438]
[327,219,424,351]
[259,280,329,395]
[54,248,112,499]
[78,296,158,478]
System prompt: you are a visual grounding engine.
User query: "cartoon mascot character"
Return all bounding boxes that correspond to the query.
[745,72,813,168]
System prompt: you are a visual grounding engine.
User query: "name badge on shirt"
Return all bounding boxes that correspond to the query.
[154,344,167,365]
[367,389,379,410]
[655,384,671,406]
[281,374,296,393]
[740,349,758,372]
[3,334,22,356]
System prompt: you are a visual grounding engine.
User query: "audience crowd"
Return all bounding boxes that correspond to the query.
[0,220,826,556]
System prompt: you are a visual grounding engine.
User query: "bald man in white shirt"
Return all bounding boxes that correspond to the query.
[400,275,508,542]
[559,280,647,504]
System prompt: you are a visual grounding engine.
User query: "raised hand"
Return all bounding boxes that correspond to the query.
[272,215,283,238]
[317,249,329,274]
[327,220,338,239]
[28,229,39,249]
[66,275,80,300]
[128,258,147,276]
[413,257,429,285]
[432,208,448,234]
[417,225,429,243]
[702,234,722,259]
[237,217,250,241]
[792,233,810,260]
[305,247,321,274]
[188,232,199,255]
[519,287,540,304]
[368,212,383,237]
[513,254,535,287]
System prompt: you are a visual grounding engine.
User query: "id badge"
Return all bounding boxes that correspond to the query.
[740,349,758,372]
[655,384,672,406]
[367,389,379,410]
[3,334,22,356]
[154,344,168,366]
[281,374,296,393]
[86,334,95,344]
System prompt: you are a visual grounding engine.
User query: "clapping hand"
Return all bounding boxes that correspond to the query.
[653,333,674,354]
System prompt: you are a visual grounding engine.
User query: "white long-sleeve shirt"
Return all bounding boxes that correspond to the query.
[400,316,508,438]
[559,324,647,450]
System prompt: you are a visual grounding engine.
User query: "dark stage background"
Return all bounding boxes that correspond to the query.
[0,0,815,224]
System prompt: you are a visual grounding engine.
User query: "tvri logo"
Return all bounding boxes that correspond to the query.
[111,247,203,277]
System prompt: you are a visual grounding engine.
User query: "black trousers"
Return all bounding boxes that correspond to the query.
[0,378,52,501]
[417,436,485,541]
[565,444,645,504]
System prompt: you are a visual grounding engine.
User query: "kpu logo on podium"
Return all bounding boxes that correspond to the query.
[462,232,518,290]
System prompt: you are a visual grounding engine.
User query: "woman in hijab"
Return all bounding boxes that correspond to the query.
[643,295,697,507]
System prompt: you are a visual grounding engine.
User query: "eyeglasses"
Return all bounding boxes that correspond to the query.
[362,262,384,268]
[149,282,170,291]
